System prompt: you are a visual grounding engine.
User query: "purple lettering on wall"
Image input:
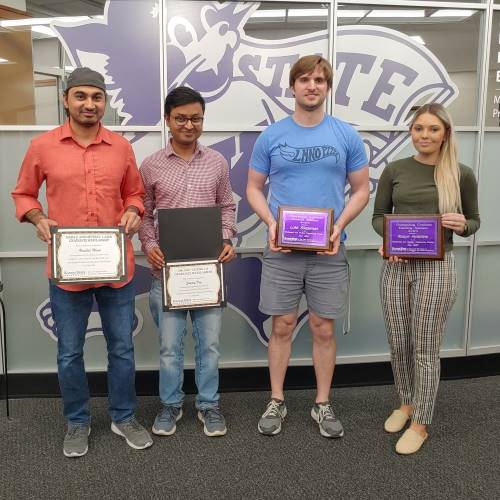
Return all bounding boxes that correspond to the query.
[361,59,418,121]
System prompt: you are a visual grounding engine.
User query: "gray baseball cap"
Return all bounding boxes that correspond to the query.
[65,67,106,93]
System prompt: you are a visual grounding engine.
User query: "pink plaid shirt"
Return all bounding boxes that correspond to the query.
[139,140,236,276]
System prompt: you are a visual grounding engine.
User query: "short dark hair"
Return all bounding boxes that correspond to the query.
[164,86,205,116]
[289,55,333,89]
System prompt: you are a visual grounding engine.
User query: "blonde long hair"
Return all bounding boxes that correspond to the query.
[410,103,462,213]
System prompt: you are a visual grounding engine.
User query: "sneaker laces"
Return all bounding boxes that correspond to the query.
[317,403,337,423]
[158,406,178,422]
[202,408,224,424]
[262,400,284,419]
[121,417,143,432]
[67,424,88,438]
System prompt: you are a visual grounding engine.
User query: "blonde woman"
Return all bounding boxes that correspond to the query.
[372,103,480,454]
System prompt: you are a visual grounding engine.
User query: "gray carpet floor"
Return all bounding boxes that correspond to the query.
[1,376,499,499]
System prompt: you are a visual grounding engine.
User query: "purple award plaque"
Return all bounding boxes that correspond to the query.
[277,206,333,251]
[383,215,444,260]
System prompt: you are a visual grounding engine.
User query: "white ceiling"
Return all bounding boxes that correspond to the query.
[26,0,105,17]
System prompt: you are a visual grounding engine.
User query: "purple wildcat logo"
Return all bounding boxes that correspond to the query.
[46,0,457,345]
[53,1,161,126]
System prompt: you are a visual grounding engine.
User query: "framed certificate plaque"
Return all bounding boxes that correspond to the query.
[276,206,334,252]
[162,259,224,311]
[383,215,444,260]
[51,227,127,284]
[158,207,227,311]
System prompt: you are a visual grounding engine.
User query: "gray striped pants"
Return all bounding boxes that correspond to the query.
[379,252,457,424]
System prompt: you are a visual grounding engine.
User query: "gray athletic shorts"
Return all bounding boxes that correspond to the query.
[259,243,349,319]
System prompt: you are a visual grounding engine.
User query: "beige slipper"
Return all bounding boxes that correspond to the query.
[395,428,428,455]
[384,409,410,433]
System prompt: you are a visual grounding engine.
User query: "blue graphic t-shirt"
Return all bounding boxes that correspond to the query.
[250,114,367,240]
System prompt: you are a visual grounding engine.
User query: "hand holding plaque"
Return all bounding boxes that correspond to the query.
[383,214,444,260]
[276,206,334,252]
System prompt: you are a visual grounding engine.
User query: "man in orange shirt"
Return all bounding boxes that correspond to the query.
[12,68,152,457]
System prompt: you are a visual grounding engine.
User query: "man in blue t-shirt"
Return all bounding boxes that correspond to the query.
[247,55,369,438]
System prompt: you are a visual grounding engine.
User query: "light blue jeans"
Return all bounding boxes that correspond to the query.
[149,279,222,409]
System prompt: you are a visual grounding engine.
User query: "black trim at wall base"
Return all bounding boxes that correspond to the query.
[2,353,500,398]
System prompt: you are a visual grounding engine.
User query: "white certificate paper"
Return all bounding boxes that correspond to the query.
[51,227,127,284]
[162,259,224,310]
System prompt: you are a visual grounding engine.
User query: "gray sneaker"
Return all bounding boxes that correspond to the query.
[197,407,227,437]
[111,417,153,449]
[152,406,183,436]
[258,399,287,435]
[311,402,344,438]
[63,423,91,458]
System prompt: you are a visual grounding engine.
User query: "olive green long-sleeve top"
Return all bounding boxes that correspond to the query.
[372,156,480,251]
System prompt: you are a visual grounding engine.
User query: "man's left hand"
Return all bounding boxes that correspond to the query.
[218,242,235,263]
[317,224,341,256]
[119,207,141,236]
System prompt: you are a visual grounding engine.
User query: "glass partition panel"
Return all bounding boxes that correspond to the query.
[0,245,470,373]
[412,1,484,2]
[336,5,482,126]
[485,10,500,127]
[165,1,329,130]
[200,132,266,249]
[477,132,500,241]
[0,0,161,125]
[0,131,49,252]
[470,246,500,349]
[0,256,159,371]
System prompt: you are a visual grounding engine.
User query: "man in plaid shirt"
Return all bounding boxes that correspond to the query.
[139,87,236,437]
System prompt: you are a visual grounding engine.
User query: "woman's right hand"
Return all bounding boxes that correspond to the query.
[378,244,408,263]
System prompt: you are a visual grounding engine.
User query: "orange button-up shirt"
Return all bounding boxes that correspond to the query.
[11,121,145,291]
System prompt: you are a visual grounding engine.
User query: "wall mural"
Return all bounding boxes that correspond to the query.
[35,0,458,346]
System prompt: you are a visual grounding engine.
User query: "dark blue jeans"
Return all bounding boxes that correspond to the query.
[49,281,137,424]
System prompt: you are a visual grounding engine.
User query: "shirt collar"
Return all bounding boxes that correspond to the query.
[165,139,205,159]
[59,120,112,145]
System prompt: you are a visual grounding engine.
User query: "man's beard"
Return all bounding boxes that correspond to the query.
[298,99,325,112]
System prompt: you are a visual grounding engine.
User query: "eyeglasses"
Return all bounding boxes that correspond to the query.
[172,115,204,126]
